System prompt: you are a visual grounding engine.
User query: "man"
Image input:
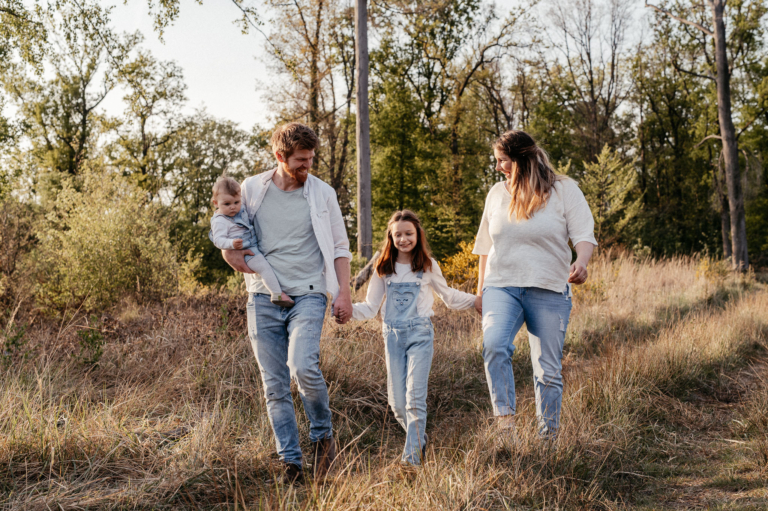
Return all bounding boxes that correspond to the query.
[222,122,353,482]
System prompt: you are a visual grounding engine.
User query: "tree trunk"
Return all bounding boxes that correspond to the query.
[308,0,324,135]
[351,250,380,291]
[715,156,732,258]
[355,0,372,259]
[711,0,748,270]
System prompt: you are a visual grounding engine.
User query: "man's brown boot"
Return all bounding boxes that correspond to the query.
[278,462,304,484]
[311,436,337,480]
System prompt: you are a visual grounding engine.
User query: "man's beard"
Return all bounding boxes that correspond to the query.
[285,164,309,184]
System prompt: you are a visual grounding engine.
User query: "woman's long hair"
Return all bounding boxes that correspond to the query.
[374,210,433,276]
[493,130,560,221]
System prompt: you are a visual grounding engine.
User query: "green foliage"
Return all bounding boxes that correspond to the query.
[35,168,178,312]
[109,50,187,196]
[0,167,38,306]
[77,316,104,366]
[0,0,47,71]
[580,145,643,247]
[2,322,28,367]
[164,111,259,285]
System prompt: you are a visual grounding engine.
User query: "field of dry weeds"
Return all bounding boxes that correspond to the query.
[1,255,767,510]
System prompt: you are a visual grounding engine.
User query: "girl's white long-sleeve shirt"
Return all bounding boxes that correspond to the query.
[352,258,477,322]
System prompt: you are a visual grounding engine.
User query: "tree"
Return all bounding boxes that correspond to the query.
[109,50,187,196]
[580,145,642,246]
[163,110,262,284]
[645,0,756,270]
[261,0,357,220]
[545,0,633,163]
[1,1,138,197]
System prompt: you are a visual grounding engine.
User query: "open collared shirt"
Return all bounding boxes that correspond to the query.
[240,168,352,301]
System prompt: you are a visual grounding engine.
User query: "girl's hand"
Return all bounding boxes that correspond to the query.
[568,260,588,285]
[474,295,483,315]
[233,238,244,250]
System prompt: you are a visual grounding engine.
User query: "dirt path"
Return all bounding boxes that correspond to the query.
[637,362,768,510]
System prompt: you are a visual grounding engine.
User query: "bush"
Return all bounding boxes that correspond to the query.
[0,164,39,310]
[440,241,479,289]
[35,170,178,312]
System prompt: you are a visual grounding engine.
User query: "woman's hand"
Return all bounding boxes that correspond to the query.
[568,260,588,284]
[569,241,594,285]
[474,295,483,315]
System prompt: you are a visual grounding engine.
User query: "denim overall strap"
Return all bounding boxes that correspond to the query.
[383,272,423,327]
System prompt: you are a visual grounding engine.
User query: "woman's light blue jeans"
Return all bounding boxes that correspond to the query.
[481,285,572,437]
[246,292,332,467]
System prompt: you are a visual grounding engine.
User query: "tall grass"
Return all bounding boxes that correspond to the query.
[1,255,766,509]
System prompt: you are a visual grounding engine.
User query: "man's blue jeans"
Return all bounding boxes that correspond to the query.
[481,286,572,437]
[246,292,332,466]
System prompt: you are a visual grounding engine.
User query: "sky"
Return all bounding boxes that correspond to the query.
[102,0,273,130]
[100,0,646,132]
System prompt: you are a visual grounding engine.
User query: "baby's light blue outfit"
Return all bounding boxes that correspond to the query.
[210,207,258,252]
[209,206,285,303]
[382,270,433,465]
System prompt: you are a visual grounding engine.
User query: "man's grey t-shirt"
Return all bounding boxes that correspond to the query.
[251,183,326,296]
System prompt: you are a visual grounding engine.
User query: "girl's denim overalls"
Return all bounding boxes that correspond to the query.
[382,270,434,465]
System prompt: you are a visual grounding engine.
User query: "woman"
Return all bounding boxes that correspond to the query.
[473,130,597,438]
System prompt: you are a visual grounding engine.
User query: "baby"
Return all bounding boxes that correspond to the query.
[209,176,294,307]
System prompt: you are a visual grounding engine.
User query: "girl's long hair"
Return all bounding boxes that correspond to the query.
[493,130,560,221]
[374,210,433,276]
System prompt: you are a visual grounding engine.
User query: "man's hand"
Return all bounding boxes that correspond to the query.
[233,238,243,250]
[222,249,255,273]
[474,295,483,316]
[333,291,352,325]
[568,260,588,284]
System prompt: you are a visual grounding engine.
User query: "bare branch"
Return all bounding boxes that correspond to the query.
[672,59,715,81]
[694,134,722,148]
[736,108,768,139]
[645,2,714,37]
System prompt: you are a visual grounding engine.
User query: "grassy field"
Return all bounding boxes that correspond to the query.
[1,255,767,510]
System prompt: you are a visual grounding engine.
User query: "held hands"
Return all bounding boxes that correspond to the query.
[474,295,483,316]
[333,291,353,325]
[233,238,244,250]
[568,260,589,285]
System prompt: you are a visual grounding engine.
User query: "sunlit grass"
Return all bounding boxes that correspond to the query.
[1,255,767,509]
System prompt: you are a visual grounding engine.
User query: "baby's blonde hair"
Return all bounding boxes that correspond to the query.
[212,176,241,206]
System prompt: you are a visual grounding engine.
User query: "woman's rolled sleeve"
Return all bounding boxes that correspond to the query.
[472,206,493,255]
[564,181,598,246]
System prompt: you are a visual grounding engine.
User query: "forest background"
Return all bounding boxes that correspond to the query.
[2,0,768,314]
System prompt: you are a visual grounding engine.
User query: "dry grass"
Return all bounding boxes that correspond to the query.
[1,255,767,510]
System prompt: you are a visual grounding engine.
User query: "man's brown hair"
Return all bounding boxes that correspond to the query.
[270,122,319,159]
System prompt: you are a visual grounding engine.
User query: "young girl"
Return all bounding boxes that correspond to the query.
[351,210,479,465]
[209,176,294,307]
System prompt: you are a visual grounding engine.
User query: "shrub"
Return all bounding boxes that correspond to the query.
[440,241,479,289]
[0,182,38,308]
[36,170,178,312]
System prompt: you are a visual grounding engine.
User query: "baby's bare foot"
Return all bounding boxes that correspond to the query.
[271,292,295,308]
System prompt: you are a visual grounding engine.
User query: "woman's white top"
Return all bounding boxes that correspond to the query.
[472,178,597,293]
[352,259,477,321]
